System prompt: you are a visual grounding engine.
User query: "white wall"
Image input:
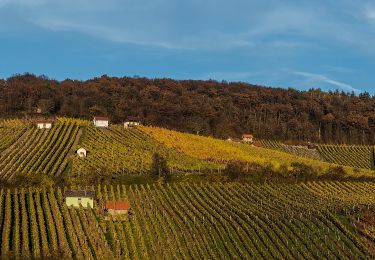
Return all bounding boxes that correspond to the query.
[124,121,140,128]
[37,123,52,129]
[94,120,109,127]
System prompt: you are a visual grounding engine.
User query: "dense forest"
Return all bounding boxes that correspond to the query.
[1,73,374,145]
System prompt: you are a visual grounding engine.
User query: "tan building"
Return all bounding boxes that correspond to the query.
[64,190,95,208]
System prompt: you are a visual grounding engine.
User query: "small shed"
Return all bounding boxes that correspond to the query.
[64,190,95,208]
[77,148,87,158]
[93,116,109,128]
[105,201,131,215]
[36,119,54,129]
[242,134,254,143]
[124,116,140,128]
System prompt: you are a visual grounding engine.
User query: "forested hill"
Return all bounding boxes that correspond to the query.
[1,74,374,145]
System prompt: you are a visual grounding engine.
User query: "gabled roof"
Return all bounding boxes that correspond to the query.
[106,200,131,210]
[242,134,253,138]
[94,116,109,121]
[64,190,95,198]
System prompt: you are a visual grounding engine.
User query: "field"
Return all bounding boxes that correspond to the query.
[0,181,374,259]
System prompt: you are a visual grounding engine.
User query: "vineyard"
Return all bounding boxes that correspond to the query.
[0,118,374,258]
[256,139,375,170]
[142,126,375,176]
[0,119,79,181]
[71,125,218,178]
[0,118,373,184]
[0,181,373,259]
[257,140,322,161]
[317,145,374,170]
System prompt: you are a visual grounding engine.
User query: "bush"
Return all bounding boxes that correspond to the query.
[223,161,244,181]
[289,162,318,181]
[150,153,170,182]
[320,165,347,180]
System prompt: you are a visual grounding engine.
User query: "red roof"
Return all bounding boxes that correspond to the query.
[242,134,253,138]
[94,116,109,121]
[106,201,130,210]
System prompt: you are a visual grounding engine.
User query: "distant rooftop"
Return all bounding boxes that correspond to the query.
[64,190,95,198]
[94,116,109,121]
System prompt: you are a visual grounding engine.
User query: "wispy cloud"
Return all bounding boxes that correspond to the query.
[2,0,375,53]
[293,71,362,93]
[365,6,375,21]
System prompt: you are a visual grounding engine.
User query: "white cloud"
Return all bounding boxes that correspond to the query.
[293,71,362,93]
[365,6,375,21]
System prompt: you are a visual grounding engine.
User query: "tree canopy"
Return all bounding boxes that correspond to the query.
[1,73,374,144]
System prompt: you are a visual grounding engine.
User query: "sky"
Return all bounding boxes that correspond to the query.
[0,0,375,94]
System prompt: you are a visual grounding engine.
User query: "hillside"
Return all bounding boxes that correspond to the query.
[0,118,374,186]
[257,140,375,170]
[0,182,374,259]
[142,126,375,178]
[1,74,375,145]
[0,118,374,258]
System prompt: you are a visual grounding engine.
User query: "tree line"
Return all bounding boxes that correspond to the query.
[1,73,374,145]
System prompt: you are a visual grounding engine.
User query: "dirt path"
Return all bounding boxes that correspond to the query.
[55,128,83,176]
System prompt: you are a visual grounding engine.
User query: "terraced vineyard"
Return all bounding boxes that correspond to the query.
[0,182,373,259]
[317,145,374,170]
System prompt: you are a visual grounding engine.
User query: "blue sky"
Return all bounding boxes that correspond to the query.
[0,0,375,94]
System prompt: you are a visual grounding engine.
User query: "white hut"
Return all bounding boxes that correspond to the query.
[36,119,54,129]
[65,190,95,208]
[93,116,109,127]
[77,148,87,158]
